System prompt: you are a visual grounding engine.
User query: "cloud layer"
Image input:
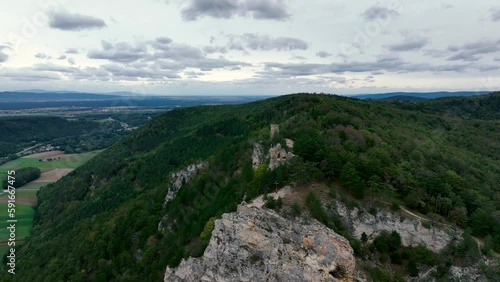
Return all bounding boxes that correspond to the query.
[227,34,308,51]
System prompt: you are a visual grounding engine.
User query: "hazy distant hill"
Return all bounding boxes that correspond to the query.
[395,91,500,120]
[0,92,121,102]
[0,91,270,110]
[352,91,489,100]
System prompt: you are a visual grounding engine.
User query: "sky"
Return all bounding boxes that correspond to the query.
[0,0,499,95]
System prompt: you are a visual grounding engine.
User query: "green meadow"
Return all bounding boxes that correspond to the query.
[0,203,34,254]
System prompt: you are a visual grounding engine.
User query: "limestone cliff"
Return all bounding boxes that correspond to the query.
[164,205,356,282]
[162,161,208,208]
[330,201,459,252]
[158,161,208,232]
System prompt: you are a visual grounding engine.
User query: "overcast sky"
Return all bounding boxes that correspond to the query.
[0,0,499,95]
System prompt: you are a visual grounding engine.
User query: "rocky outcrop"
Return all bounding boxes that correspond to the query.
[158,161,208,232]
[252,143,264,169]
[162,161,208,208]
[164,205,356,282]
[331,201,459,252]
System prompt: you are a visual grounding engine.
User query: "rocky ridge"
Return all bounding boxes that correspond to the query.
[164,204,356,282]
[330,200,459,252]
[158,161,208,231]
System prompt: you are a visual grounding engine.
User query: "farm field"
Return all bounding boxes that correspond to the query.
[0,150,102,182]
[0,150,103,256]
[0,203,34,256]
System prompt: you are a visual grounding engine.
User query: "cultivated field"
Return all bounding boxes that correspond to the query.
[0,150,103,255]
[33,168,74,183]
[0,203,34,255]
[0,150,102,183]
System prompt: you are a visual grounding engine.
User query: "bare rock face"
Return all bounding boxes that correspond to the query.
[162,161,208,208]
[164,205,356,282]
[252,143,264,169]
[285,138,294,148]
[158,161,208,232]
[331,201,459,252]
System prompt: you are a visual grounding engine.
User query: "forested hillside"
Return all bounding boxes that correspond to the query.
[0,117,128,161]
[2,93,498,281]
[395,91,500,120]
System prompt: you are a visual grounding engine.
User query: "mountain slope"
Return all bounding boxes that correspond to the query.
[2,94,499,281]
[394,92,500,120]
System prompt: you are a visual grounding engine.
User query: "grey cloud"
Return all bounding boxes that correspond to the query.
[447,53,481,62]
[0,45,9,62]
[362,5,399,21]
[68,58,76,65]
[35,53,50,59]
[387,37,429,52]
[423,49,448,58]
[88,41,148,62]
[49,10,107,31]
[316,51,332,58]
[151,37,173,49]
[58,55,67,60]
[0,68,62,81]
[491,7,500,21]
[0,52,7,63]
[477,65,500,72]
[228,34,308,51]
[33,63,84,74]
[446,39,500,61]
[203,46,228,54]
[86,37,251,79]
[181,0,289,21]
[291,55,306,60]
[184,71,206,78]
[152,43,205,60]
[259,55,470,78]
[65,48,79,54]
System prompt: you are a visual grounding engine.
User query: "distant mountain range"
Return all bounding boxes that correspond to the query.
[0,90,495,104]
[0,91,272,110]
[351,91,491,100]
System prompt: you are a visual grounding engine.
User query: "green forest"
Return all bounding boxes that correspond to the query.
[1,167,41,189]
[1,93,498,281]
[0,114,156,164]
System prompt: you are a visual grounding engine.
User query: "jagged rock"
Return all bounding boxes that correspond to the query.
[448,266,489,282]
[158,161,208,232]
[252,143,264,169]
[162,161,208,208]
[331,201,459,252]
[164,205,356,282]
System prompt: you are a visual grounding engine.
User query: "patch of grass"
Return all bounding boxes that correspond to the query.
[0,203,34,241]
[0,183,45,201]
[421,221,432,229]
